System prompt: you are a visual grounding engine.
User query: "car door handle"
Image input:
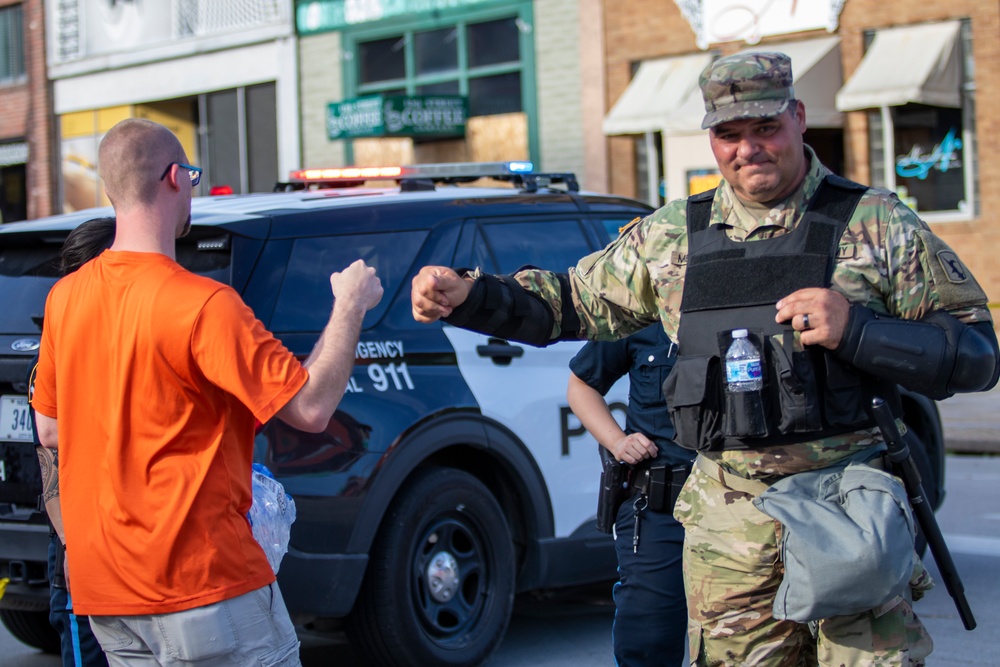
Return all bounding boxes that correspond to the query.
[476,340,524,365]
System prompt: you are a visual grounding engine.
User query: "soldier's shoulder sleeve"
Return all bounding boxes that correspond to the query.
[566,201,687,339]
[875,193,991,322]
[915,226,991,321]
[577,200,687,277]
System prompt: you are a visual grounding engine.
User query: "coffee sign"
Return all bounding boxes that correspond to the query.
[327,95,467,140]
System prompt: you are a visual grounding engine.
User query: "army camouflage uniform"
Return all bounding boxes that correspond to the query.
[489,142,990,665]
[456,51,991,666]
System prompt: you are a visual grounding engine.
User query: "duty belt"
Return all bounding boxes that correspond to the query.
[628,460,693,513]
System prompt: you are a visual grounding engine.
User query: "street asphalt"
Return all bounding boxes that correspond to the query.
[937,382,1000,454]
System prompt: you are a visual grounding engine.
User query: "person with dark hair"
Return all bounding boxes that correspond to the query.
[413,52,1000,665]
[32,118,383,665]
[30,217,116,667]
[59,217,116,275]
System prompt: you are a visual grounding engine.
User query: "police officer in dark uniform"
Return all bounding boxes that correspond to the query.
[567,325,693,666]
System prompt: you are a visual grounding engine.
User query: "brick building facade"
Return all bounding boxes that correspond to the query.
[295,0,608,190]
[0,0,54,221]
[601,0,1000,304]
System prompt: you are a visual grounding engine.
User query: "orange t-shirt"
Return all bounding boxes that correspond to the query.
[33,251,308,616]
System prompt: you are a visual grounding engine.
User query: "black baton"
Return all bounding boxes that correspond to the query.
[871,397,976,631]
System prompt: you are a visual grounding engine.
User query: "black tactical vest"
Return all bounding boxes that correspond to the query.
[662,175,900,451]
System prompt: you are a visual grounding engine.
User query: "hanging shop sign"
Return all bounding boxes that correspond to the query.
[0,142,28,167]
[327,95,467,140]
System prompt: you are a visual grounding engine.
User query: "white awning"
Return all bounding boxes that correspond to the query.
[836,21,962,112]
[659,86,706,136]
[658,36,844,136]
[740,36,843,129]
[602,53,713,136]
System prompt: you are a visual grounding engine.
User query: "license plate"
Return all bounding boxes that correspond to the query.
[1,395,34,443]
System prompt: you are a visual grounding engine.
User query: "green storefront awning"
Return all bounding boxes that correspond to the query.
[297,0,501,35]
[327,95,468,140]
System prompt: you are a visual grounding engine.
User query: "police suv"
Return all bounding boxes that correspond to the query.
[0,163,945,666]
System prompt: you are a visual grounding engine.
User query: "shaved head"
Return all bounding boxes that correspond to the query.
[98,119,185,212]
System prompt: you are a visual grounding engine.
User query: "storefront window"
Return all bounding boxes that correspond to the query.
[414,28,458,76]
[634,133,663,207]
[352,12,526,118]
[467,18,519,68]
[0,163,26,223]
[892,105,965,213]
[865,20,976,218]
[359,36,406,84]
[0,4,25,85]
[203,83,279,194]
[468,72,522,116]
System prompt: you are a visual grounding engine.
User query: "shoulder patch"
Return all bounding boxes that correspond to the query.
[618,217,642,237]
[936,250,969,284]
[916,230,987,310]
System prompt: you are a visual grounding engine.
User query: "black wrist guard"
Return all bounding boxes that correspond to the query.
[443,272,556,346]
[834,304,1000,399]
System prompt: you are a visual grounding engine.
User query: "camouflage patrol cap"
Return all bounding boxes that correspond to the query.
[699,52,794,130]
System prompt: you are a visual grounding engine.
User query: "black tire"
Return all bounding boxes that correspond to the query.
[0,608,61,655]
[346,467,515,667]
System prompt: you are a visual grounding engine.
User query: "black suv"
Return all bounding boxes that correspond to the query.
[0,163,946,666]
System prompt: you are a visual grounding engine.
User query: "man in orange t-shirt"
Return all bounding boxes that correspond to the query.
[33,118,383,666]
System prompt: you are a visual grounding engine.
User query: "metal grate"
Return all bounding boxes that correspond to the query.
[55,0,80,63]
[174,0,285,38]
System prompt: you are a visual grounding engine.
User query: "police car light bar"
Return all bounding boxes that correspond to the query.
[277,161,579,193]
[399,161,535,179]
[290,166,404,181]
[288,161,534,183]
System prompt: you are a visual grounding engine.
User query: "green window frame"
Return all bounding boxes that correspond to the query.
[340,1,537,162]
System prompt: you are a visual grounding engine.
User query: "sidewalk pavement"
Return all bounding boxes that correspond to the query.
[937,383,1000,454]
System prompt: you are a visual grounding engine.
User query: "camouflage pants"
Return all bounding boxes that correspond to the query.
[673,462,934,666]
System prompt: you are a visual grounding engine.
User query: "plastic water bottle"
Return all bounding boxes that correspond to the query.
[725,329,763,392]
[724,329,766,437]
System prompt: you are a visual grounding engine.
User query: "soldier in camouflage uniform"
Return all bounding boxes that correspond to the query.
[411,52,999,666]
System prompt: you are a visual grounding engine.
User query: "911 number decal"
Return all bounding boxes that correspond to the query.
[346,340,415,393]
[368,362,415,391]
[344,362,415,393]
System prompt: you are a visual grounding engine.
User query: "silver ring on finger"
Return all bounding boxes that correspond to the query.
[803,313,811,330]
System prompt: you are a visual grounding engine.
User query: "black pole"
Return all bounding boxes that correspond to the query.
[871,397,976,631]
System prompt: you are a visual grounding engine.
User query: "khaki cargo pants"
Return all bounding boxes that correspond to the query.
[674,463,933,666]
